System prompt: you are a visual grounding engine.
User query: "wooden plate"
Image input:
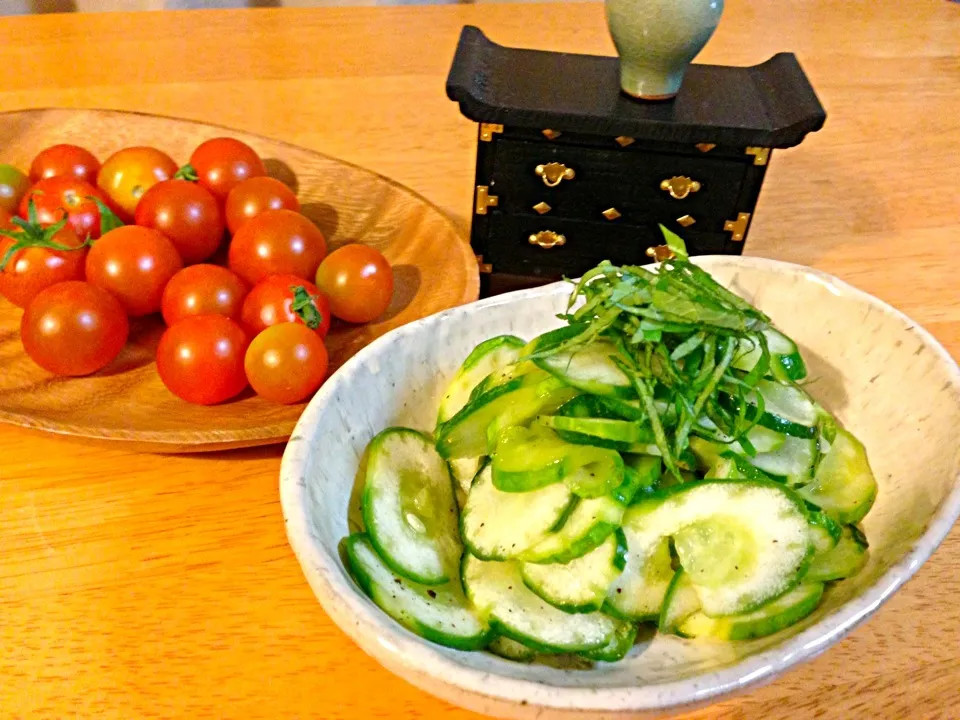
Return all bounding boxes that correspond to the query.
[0,108,478,453]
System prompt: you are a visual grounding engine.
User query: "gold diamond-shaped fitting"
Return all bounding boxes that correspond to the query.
[602,207,622,221]
[615,136,636,147]
[676,214,696,228]
[542,129,562,140]
[533,201,552,215]
[695,143,716,153]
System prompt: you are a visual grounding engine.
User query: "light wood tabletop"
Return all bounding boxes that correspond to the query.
[1,2,958,718]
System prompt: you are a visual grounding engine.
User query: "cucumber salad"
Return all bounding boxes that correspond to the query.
[341,230,877,663]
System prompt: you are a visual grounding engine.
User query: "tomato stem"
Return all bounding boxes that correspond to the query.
[0,199,90,272]
[87,196,125,235]
[174,164,199,182]
[290,285,324,330]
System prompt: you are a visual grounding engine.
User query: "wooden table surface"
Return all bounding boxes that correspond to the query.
[1,2,958,718]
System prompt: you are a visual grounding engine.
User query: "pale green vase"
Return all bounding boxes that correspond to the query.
[605,0,724,100]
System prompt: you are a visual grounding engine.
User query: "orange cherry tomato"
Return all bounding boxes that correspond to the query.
[85,226,183,317]
[21,281,129,376]
[240,274,330,338]
[161,264,248,326]
[189,138,266,202]
[134,179,225,264]
[29,144,101,184]
[224,176,300,235]
[244,323,328,404]
[314,244,393,324]
[156,315,249,405]
[97,146,178,220]
[228,209,326,287]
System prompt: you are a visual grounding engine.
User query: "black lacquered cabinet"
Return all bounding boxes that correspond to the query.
[446,26,826,296]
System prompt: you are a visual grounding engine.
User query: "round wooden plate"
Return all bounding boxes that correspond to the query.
[0,108,478,453]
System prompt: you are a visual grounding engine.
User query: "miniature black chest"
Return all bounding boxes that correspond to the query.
[446,26,826,296]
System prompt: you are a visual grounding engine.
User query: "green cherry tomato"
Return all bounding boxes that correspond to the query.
[0,164,30,214]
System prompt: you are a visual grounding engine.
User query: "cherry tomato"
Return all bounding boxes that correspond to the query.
[161,264,248,326]
[134,179,225,264]
[240,274,330,338]
[85,226,183,317]
[156,315,249,405]
[224,176,299,235]
[189,138,266,202]
[314,244,393,324]
[21,281,129,376]
[97,146,178,220]
[0,164,30,214]
[20,176,108,240]
[245,323,328,404]
[29,144,100,184]
[0,211,87,309]
[228,209,326,287]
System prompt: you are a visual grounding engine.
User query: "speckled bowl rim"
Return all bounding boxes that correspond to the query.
[280,255,960,713]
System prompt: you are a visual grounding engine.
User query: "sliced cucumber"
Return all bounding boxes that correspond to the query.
[805,525,869,582]
[621,454,663,500]
[752,380,818,427]
[618,480,814,617]
[745,435,818,485]
[678,582,824,640]
[527,326,634,398]
[519,494,623,564]
[461,463,574,561]
[541,415,655,450]
[450,457,482,495]
[579,621,638,663]
[463,554,622,652]
[362,428,461,585]
[732,328,808,383]
[658,569,701,636]
[437,335,526,427]
[807,510,842,554]
[345,534,491,650]
[798,427,878,525]
[521,530,626,613]
[487,636,537,663]
[694,417,786,454]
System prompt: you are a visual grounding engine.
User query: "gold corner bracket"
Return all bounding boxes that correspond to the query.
[479,123,504,142]
[745,147,771,166]
[723,212,752,242]
[475,186,498,215]
[475,254,493,274]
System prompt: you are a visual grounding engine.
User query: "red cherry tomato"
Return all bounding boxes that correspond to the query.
[156,315,249,405]
[85,226,183,316]
[245,323,328,404]
[228,209,326,287]
[21,281,129,376]
[97,146,178,220]
[29,144,101,184]
[189,138,266,202]
[240,274,330,338]
[134,179,225,264]
[161,264,248,326]
[19,176,109,240]
[0,210,87,308]
[0,164,30,214]
[224,176,300,235]
[314,244,393,324]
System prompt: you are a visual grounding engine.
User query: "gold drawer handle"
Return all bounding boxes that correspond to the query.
[660,176,701,199]
[535,162,576,187]
[528,230,566,249]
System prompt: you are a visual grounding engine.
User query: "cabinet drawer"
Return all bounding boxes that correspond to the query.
[489,139,748,231]
[483,213,727,278]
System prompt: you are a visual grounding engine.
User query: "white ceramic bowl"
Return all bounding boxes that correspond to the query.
[280,256,960,719]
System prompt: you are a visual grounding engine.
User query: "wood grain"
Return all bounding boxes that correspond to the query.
[0,2,957,719]
[0,108,477,452]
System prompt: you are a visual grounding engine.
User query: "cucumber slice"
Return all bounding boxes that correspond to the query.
[678,582,824,640]
[798,427,878,525]
[362,428,461,585]
[449,457,482,495]
[694,417,786,454]
[807,510,842,554]
[345,534,491,651]
[705,455,747,480]
[579,621,638,662]
[658,569,701,636]
[732,328,808,383]
[437,374,575,460]
[487,636,537,663]
[463,554,622,652]
[521,530,627,613]
[540,415,655,450]
[461,463,575,561]
[621,454,663,501]
[805,525,869,582]
[745,435,818,485]
[618,480,814,617]
[527,327,634,398]
[437,335,526,427]
[752,380,818,428]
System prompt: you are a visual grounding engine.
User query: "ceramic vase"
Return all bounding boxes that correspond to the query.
[605,0,724,100]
